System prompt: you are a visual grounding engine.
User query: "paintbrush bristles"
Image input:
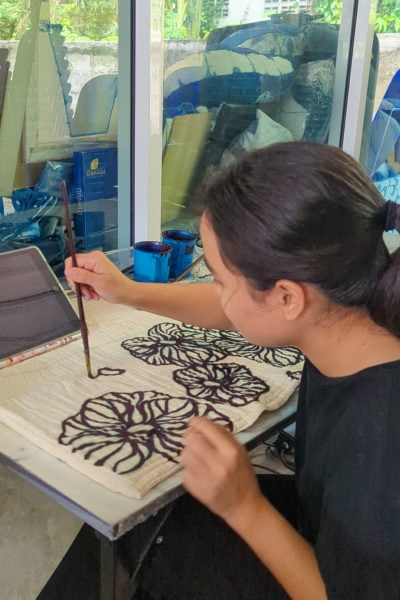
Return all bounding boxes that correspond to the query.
[85,354,94,379]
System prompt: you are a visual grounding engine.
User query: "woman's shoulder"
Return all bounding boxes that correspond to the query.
[300,358,400,419]
[305,357,400,386]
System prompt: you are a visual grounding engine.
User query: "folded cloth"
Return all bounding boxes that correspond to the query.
[1,300,303,498]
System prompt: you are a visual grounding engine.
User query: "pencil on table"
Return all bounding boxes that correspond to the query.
[0,334,81,370]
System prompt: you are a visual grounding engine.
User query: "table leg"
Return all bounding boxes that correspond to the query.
[99,503,175,600]
[100,536,137,600]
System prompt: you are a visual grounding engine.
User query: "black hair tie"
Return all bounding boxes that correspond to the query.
[384,200,398,232]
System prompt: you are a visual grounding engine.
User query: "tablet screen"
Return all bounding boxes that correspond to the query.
[0,246,81,360]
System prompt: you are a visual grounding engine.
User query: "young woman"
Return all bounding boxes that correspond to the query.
[65,142,400,600]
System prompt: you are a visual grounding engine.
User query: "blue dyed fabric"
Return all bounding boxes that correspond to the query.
[164,49,294,118]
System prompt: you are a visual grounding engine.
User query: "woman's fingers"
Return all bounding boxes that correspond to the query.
[64,251,127,303]
[180,417,256,520]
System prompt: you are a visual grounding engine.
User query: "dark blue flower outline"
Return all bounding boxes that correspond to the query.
[121,322,227,367]
[58,391,233,474]
[173,362,270,405]
[122,321,303,369]
[189,326,303,367]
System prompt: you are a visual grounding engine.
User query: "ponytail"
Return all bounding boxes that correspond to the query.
[369,202,400,338]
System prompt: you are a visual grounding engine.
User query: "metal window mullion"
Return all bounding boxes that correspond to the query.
[339,0,377,160]
[117,0,134,247]
[132,0,164,242]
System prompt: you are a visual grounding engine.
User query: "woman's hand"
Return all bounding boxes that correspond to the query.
[64,251,232,328]
[181,416,264,524]
[64,250,131,304]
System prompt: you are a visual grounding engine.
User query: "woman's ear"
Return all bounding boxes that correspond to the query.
[270,280,307,321]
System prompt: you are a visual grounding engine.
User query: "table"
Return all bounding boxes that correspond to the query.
[0,393,297,599]
[1,245,298,598]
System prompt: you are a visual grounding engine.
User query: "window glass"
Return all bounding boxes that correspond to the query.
[161,0,345,234]
[0,0,122,279]
[362,3,400,208]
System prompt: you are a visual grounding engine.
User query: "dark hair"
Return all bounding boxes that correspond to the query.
[202,141,400,338]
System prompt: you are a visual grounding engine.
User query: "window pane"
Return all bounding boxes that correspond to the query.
[0,0,124,279]
[362,7,400,208]
[161,1,346,233]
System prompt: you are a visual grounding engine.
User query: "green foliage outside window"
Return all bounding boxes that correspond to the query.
[0,0,118,41]
[164,0,226,39]
[312,0,400,33]
[0,0,30,40]
[374,0,400,33]
[52,0,118,41]
[309,0,342,25]
[1,0,400,41]
[163,0,400,38]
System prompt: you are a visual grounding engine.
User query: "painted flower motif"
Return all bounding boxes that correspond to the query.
[96,367,126,377]
[58,391,232,474]
[173,362,269,406]
[197,328,303,367]
[286,369,303,381]
[121,322,227,367]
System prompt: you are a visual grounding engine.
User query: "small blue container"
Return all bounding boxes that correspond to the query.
[133,241,172,283]
[162,229,196,279]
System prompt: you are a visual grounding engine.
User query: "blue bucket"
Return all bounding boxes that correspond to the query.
[162,229,196,279]
[133,241,172,283]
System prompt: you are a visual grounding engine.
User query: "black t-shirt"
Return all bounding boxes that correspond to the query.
[295,359,400,599]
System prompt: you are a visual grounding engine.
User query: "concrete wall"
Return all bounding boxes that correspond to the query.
[1,35,398,111]
[375,34,400,110]
[68,36,399,114]
[63,42,118,112]
[0,41,118,114]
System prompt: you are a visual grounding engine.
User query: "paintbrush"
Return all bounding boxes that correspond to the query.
[171,253,205,282]
[61,180,94,379]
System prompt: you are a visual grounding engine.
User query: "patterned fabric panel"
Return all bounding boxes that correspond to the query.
[1,300,303,498]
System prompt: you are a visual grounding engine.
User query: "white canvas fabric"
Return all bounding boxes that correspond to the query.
[1,300,303,498]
